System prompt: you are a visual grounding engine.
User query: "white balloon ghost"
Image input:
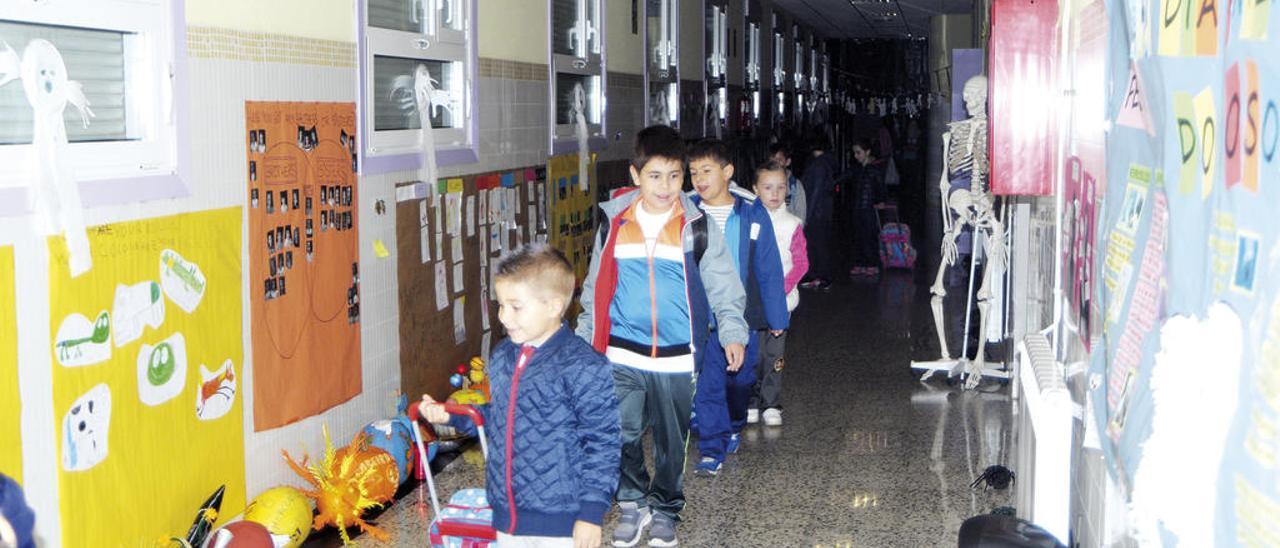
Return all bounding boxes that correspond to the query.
[571,83,590,192]
[0,39,95,276]
[413,65,440,190]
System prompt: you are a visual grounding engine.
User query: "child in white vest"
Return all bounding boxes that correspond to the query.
[747,160,809,426]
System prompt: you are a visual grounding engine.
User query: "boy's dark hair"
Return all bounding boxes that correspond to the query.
[767,142,791,159]
[852,137,876,156]
[632,125,685,171]
[809,133,830,152]
[495,243,576,313]
[686,138,732,167]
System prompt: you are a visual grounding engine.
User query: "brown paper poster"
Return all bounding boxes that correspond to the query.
[246,102,361,430]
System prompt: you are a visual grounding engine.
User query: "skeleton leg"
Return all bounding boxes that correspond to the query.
[930,256,952,362]
[965,220,1005,389]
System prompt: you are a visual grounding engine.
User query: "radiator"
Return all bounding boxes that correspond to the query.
[1013,333,1071,543]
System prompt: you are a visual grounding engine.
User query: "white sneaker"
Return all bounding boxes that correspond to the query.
[762,408,782,426]
[746,408,759,424]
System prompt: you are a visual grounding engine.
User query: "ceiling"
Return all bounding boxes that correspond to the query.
[771,0,974,39]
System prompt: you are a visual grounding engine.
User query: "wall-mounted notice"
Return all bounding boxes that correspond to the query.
[48,208,246,546]
[245,102,362,430]
[0,247,19,483]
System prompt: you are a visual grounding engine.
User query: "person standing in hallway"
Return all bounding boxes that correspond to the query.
[686,139,789,477]
[767,142,807,224]
[747,160,808,426]
[843,139,887,278]
[798,135,837,291]
[576,125,748,548]
[417,245,620,548]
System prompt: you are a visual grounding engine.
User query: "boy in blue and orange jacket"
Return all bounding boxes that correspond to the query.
[420,244,621,547]
[687,138,789,476]
[576,125,747,548]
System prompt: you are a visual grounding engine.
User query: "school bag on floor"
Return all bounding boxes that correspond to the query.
[875,204,916,269]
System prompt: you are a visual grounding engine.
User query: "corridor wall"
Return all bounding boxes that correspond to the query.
[1037,0,1280,544]
[0,0,835,544]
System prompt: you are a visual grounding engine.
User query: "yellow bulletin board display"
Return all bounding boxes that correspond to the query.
[0,246,19,484]
[48,208,246,546]
[547,153,598,285]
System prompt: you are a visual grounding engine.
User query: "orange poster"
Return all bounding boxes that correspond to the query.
[246,102,361,430]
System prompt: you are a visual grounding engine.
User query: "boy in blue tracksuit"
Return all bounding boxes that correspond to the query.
[420,244,621,547]
[687,139,790,476]
[577,125,748,547]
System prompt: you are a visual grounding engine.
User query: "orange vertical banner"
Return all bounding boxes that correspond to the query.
[246,102,362,430]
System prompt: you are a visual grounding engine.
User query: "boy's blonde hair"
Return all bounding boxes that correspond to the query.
[494,243,576,313]
[753,159,789,187]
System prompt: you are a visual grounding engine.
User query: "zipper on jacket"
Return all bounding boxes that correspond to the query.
[505,346,534,533]
[648,251,659,358]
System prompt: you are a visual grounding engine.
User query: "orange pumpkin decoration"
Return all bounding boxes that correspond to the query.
[282,426,399,544]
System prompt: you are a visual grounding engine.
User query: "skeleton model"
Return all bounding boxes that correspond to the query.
[916,75,1007,389]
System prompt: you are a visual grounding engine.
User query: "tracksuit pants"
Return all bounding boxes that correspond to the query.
[694,332,761,462]
[750,330,787,410]
[613,363,694,520]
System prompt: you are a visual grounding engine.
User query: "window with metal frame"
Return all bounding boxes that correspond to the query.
[704,2,728,136]
[744,4,761,121]
[645,0,679,128]
[550,0,604,151]
[361,0,475,171]
[0,0,182,192]
[809,44,819,92]
[793,25,806,92]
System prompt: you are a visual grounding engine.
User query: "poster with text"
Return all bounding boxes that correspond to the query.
[48,208,246,546]
[0,247,19,483]
[1091,0,1280,543]
[548,154,596,286]
[246,102,363,430]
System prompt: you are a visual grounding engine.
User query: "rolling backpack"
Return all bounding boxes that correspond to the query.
[875,204,916,269]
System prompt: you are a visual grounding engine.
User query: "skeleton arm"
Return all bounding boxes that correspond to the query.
[939,130,954,236]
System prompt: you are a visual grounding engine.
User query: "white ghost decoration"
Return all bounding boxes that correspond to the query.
[571,83,590,191]
[0,39,95,276]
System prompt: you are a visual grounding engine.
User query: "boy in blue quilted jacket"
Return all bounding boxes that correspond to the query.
[420,243,621,548]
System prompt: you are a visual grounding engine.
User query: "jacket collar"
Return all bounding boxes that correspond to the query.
[507,322,574,360]
[601,187,703,223]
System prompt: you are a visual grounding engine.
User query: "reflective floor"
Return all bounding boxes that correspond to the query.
[308,270,1016,547]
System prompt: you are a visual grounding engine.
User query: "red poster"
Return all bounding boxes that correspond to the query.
[989,0,1059,195]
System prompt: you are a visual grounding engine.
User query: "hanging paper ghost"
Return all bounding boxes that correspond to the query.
[571,83,590,192]
[0,39,95,276]
[413,65,440,190]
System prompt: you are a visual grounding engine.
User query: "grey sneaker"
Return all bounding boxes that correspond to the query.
[647,513,678,547]
[612,501,652,547]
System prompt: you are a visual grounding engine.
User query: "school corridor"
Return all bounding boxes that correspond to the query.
[318,271,1015,547]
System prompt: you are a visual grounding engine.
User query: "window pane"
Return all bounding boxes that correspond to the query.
[0,20,130,145]
[554,72,600,125]
[552,0,577,56]
[648,81,677,127]
[647,0,673,74]
[587,0,600,54]
[368,0,427,34]
[441,0,464,31]
[373,55,457,131]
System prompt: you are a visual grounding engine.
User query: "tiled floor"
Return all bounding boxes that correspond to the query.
[308,270,1016,547]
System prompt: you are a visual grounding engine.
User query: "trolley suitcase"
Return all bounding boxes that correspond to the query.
[410,403,497,547]
[875,204,916,269]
